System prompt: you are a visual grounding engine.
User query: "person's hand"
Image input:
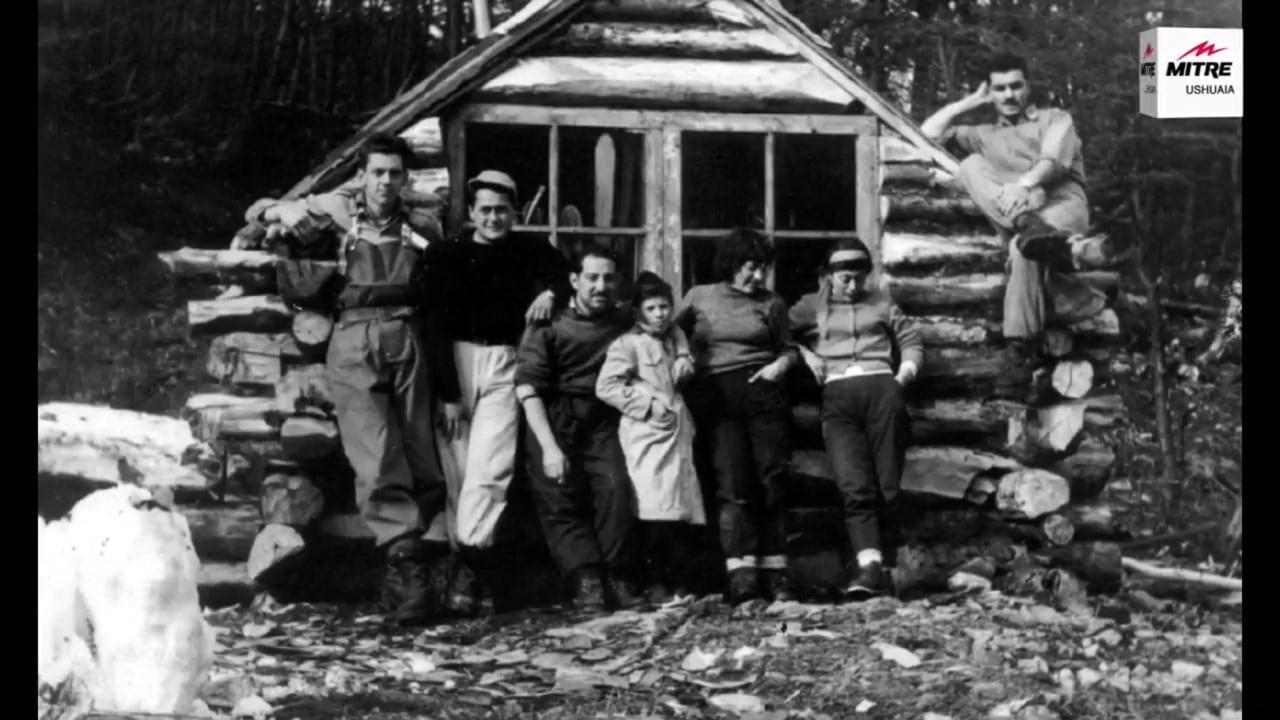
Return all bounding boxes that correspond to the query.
[437,401,467,441]
[649,403,678,431]
[962,81,994,111]
[542,443,570,484]
[748,359,787,384]
[525,290,556,324]
[996,182,1033,218]
[894,362,918,387]
[672,355,695,386]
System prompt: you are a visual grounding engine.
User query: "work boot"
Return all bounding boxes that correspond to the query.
[572,566,608,614]
[607,572,652,612]
[762,569,796,603]
[844,562,883,601]
[445,562,482,618]
[385,537,436,626]
[1013,213,1074,272]
[725,567,762,606]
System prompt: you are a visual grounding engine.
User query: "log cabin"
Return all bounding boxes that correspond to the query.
[155,0,1129,603]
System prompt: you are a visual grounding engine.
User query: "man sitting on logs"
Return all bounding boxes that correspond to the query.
[514,245,649,614]
[418,170,573,616]
[921,52,1108,366]
[242,133,454,626]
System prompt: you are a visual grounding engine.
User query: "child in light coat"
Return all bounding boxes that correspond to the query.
[596,272,706,604]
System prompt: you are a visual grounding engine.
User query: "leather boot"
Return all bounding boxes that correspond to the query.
[572,566,608,614]
[844,561,883,601]
[385,537,439,626]
[1013,213,1074,272]
[762,569,796,603]
[725,567,762,606]
[607,571,651,612]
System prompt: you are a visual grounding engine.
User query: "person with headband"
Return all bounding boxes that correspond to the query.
[789,238,923,599]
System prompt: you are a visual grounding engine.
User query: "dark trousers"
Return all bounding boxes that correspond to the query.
[641,520,697,587]
[525,395,640,577]
[688,367,792,563]
[821,375,910,563]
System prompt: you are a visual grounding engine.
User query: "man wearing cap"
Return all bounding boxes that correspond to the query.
[243,132,454,626]
[921,52,1107,361]
[419,169,573,615]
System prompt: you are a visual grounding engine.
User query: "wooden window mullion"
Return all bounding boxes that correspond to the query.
[548,123,560,249]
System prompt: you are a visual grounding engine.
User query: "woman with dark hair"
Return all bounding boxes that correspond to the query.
[676,228,798,605]
[789,238,923,599]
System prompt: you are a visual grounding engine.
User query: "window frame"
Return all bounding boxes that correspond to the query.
[445,104,881,291]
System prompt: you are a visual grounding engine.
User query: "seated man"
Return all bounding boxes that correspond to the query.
[922,52,1107,348]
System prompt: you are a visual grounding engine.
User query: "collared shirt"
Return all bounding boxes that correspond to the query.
[941,105,1087,188]
[515,299,634,398]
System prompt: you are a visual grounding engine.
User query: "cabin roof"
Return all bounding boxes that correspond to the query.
[285,0,958,199]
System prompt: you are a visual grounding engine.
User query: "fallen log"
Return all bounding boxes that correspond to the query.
[261,472,326,526]
[206,332,302,386]
[280,415,342,462]
[1120,557,1241,592]
[1034,541,1124,595]
[275,364,335,415]
[181,503,261,562]
[188,295,293,336]
[291,310,333,360]
[544,22,798,59]
[183,394,281,442]
[38,403,214,501]
[157,248,278,291]
[893,536,1026,598]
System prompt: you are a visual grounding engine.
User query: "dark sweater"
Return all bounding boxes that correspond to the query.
[675,282,797,376]
[420,231,572,347]
[515,302,634,398]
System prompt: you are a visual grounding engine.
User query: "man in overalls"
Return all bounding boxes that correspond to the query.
[244,133,455,625]
[922,52,1107,360]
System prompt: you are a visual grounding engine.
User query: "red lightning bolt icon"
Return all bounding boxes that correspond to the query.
[1144,44,1154,58]
[1177,41,1227,60]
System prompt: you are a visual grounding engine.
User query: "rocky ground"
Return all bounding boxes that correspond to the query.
[188,587,1241,720]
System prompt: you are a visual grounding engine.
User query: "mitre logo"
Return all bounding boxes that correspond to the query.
[1139,28,1243,118]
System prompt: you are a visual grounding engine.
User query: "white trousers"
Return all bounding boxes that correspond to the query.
[424,341,520,549]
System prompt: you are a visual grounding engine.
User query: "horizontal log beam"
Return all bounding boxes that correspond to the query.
[583,0,762,26]
[884,193,986,224]
[880,232,1003,274]
[475,57,855,112]
[206,332,302,386]
[183,393,282,442]
[189,295,293,336]
[886,272,1120,315]
[157,248,279,291]
[543,22,799,59]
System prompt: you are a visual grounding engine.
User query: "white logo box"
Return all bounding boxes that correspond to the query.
[1139,27,1243,118]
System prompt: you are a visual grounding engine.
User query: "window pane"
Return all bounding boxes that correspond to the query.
[775,134,857,232]
[558,127,647,229]
[464,123,549,220]
[774,237,846,307]
[681,132,766,230]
